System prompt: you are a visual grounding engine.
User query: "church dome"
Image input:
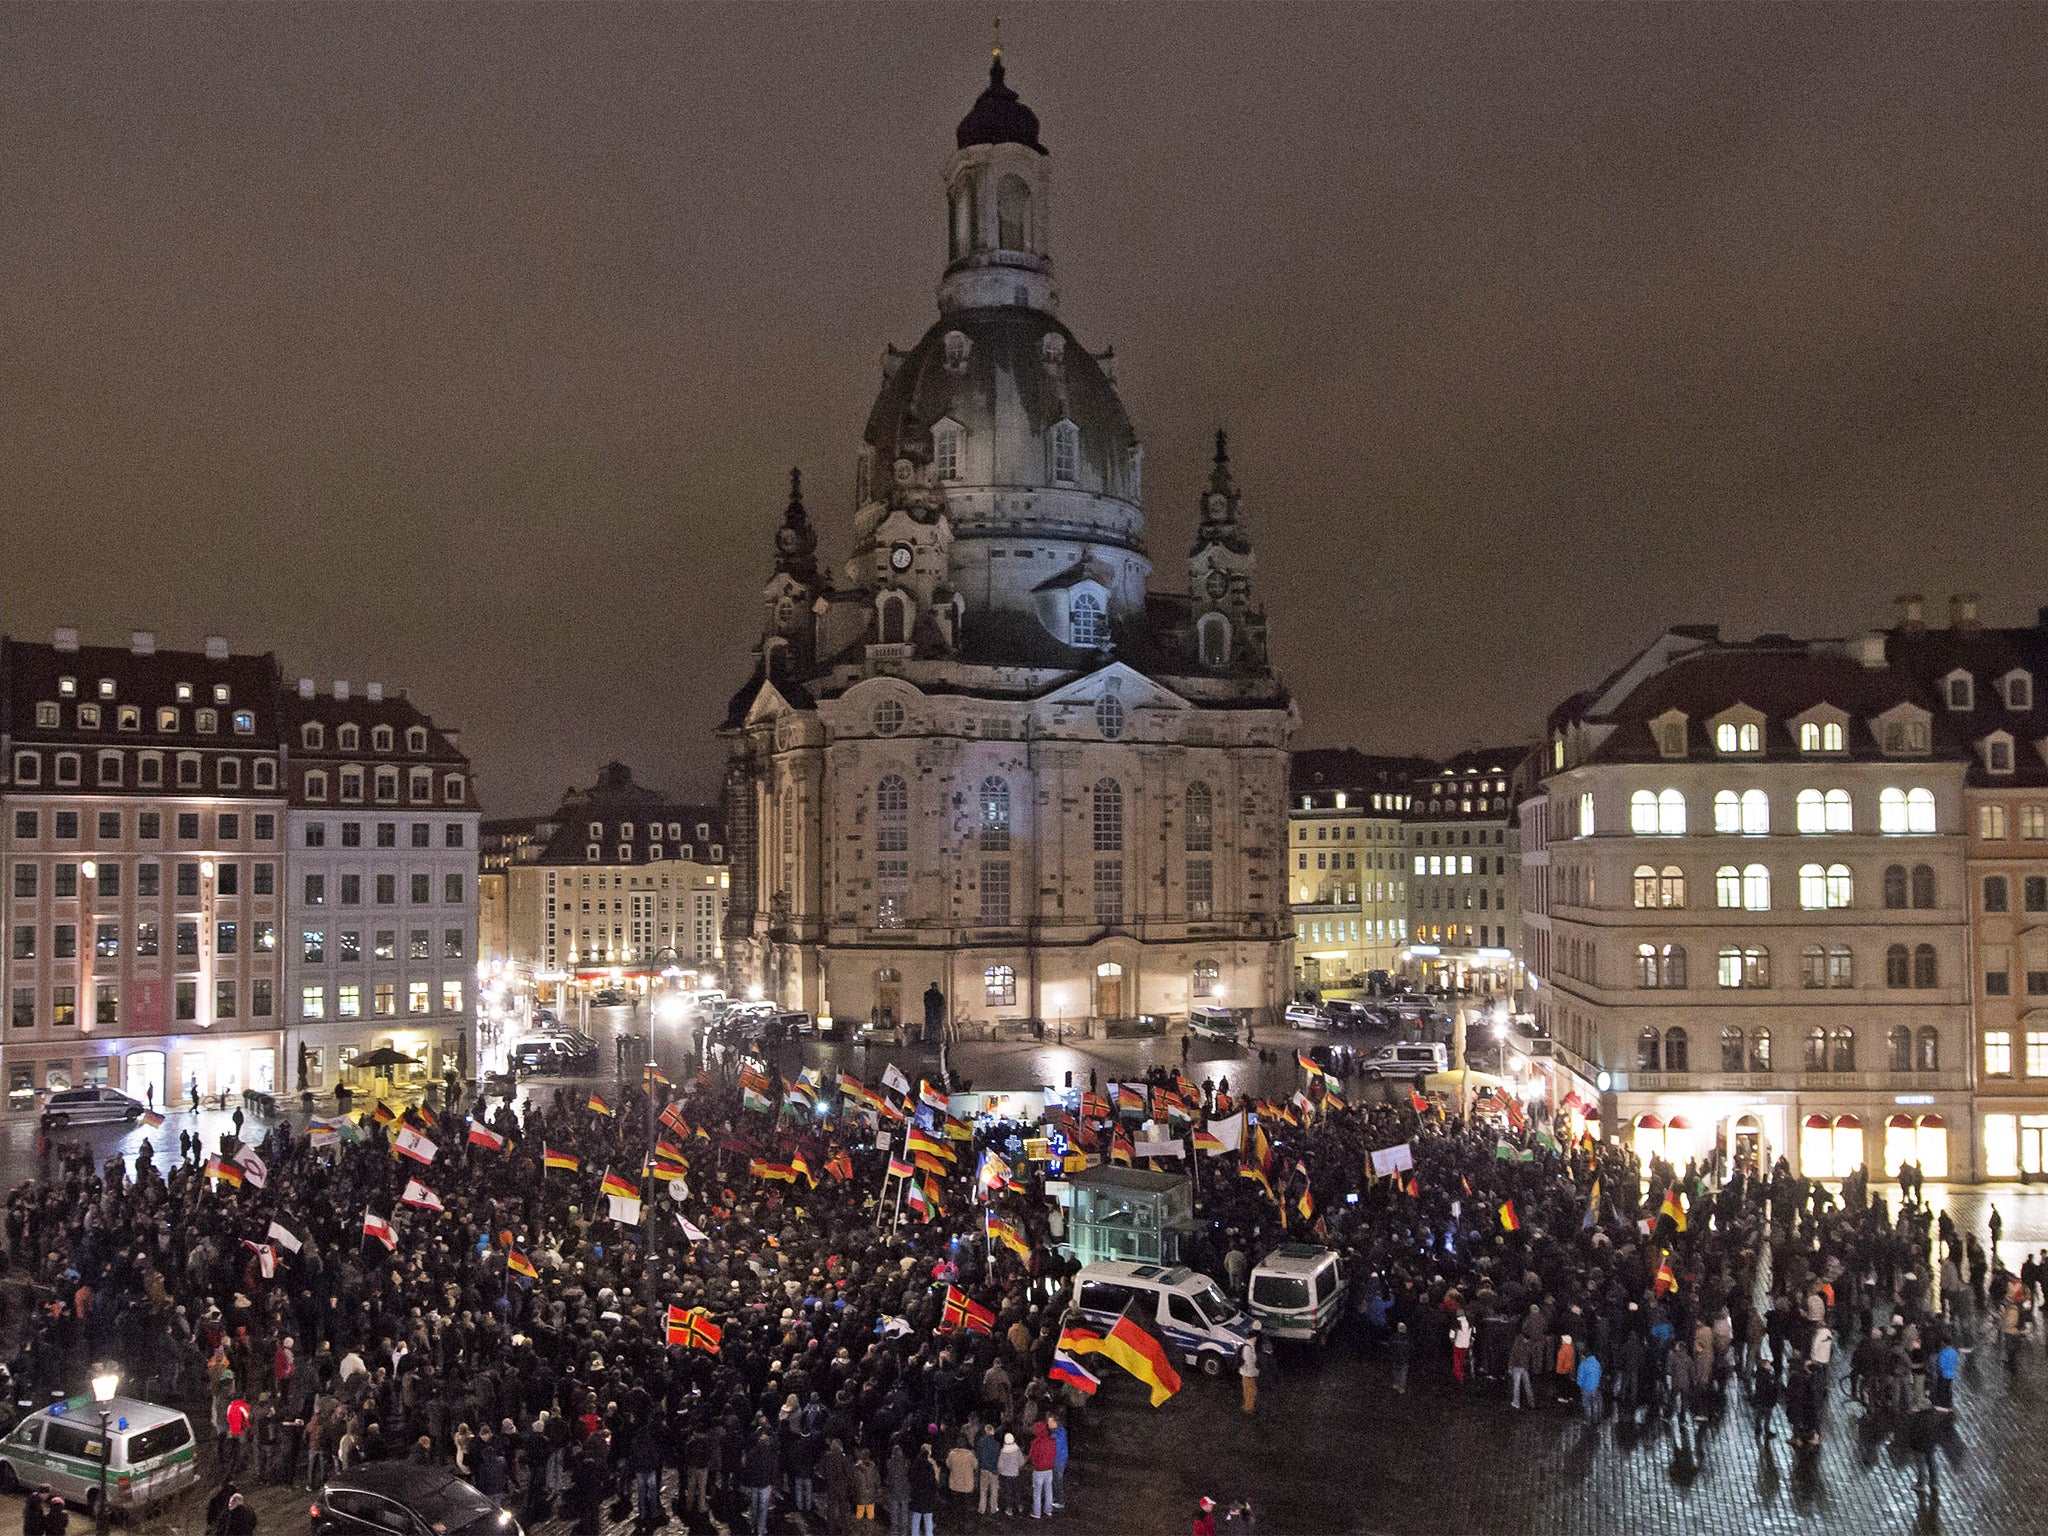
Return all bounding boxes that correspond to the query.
[955,57,1046,155]
[863,306,1137,502]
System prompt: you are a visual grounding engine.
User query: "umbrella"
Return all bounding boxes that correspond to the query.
[355,1047,419,1072]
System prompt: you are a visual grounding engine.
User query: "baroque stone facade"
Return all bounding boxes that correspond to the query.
[722,56,1294,1033]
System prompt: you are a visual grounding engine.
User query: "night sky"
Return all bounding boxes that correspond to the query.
[5,4,2046,815]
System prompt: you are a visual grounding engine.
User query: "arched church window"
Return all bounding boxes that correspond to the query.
[878,591,910,645]
[979,777,1010,852]
[1095,696,1126,740]
[1198,612,1231,668]
[1185,782,1214,852]
[1051,420,1079,485]
[997,173,1031,251]
[948,181,972,260]
[876,776,909,853]
[1069,592,1106,648]
[934,423,962,481]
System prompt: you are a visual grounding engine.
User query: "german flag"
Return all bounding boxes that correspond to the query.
[204,1155,243,1187]
[1296,1187,1315,1224]
[1061,1308,1183,1407]
[587,1092,614,1117]
[942,1112,974,1143]
[1192,1128,1224,1156]
[140,1109,165,1129]
[906,1131,955,1163]
[648,1161,687,1183]
[1498,1199,1521,1232]
[543,1147,580,1172]
[913,1152,948,1176]
[644,1064,671,1087]
[1404,1174,1421,1198]
[922,1174,947,1216]
[987,1217,1030,1260]
[1296,1050,1320,1076]
[1659,1186,1687,1232]
[414,1102,438,1129]
[1249,1124,1272,1170]
[372,1101,398,1125]
[1111,1132,1134,1167]
[600,1171,640,1202]
[1240,1164,1275,1202]
[655,1139,688,1166]
[942,1285,996,1335]
[507,1250,539,1282]
[1654,1258,1679,1297]
[825,1152,855,1183]
[749,1158,797,1183]
[790,1152,817,1188]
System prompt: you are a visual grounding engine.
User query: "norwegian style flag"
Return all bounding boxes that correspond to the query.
[401,1179,445,1213]
[393,1125,438,1165]
[363,1212,397,1250]
[942,1285,996,1335]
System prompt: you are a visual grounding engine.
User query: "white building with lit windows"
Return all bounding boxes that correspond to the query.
[1526,621,1974,1181]
[1288,750,1427,990]
[281,679,479,1094]
[722,55,1294,1034]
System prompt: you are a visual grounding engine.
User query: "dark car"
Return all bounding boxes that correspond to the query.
[313,1463,521,1536]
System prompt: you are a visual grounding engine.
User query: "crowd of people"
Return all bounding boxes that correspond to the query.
[0,1025,2038,1534]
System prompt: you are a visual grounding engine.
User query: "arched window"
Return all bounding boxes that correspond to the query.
[1799,864,1828,910]
[1802,1027,1827,1071]
[1827,946,1853,987]
[1051,420,1080,486]
[1659,866,1685,907]
[1800,944,1827,988]
[1092,779,1123,852]
[1742,863,1770,910]
[1796,789,1825,833]
[1828,1027,1857,1073]
[1069,591,1106,647]
[1911,864,1936,909]
[372,724,393,752]
[1714,790,1740,834]
[1716,865,1741,908]
[875,775,909,853]
[1637,1027,1661,1072]
[1184,782,1214,852]
[1743,946,1770,987]
[1907,787,1936,833]
[1741,789,1769,834]
[1888,1025,1913,1073]
[337,724,359,750]
[1826,864,1853,907]
[1656,787,1685,834]
[1823,721,1845,751]
[1192,959,1219,999]
[978,776,1010,852]
[1750,1026,1773,1072]
[1880,787,1907,834]
[1721,1026,1745,1072]
[1825,788,1852,831]
[1886,944,1910,988]
[1094,695,1126,739]
[1740,722,1761,752]
[1883,863,1908,908]
[1800,722,1822,753]
[1663,1027,1689,1073]
[1662,944,1687,988]
[1913,943,1938,988]
[878,591,911,645]
[1717,946,1743,987]
[1633,866,1659,909]
[1917,1027,1939,1072]
[1636,942,1660,987]
[1631,791,1658,835]
[996,173,1031,250]
[1197,613,1231,668]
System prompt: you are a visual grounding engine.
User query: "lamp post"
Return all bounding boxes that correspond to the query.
[90,1364,118,1536]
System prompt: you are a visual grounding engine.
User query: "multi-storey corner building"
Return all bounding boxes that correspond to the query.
[0,629,288,1110]
[1287,750,1428,991]
[1404,746,1530,999]
[722,60,1294,1033]
[501,763,727,1003]
[1527,618,1978,1181]
[280,678,479,1092]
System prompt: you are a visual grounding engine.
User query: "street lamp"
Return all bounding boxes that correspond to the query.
[90,1365,118,1536]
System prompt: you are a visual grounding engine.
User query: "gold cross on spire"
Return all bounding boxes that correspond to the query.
[992,14,1001,61]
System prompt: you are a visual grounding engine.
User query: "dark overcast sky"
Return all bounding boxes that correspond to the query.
[5,3,2046,814]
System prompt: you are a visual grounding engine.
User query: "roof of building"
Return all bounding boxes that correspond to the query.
[529,764,724,866]
[280,687,468,766]
[2,636,282,746]
[955,55,1045,154]
[1289,748,1437,801]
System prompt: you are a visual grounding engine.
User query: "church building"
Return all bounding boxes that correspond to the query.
[721,52,1295,1034]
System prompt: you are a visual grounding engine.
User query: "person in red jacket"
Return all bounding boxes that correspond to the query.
[1029,1420,1058,1518]
[224,1396,251,1479]
[1192,1495,1218,1536]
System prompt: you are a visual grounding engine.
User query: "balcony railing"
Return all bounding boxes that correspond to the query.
[1624,1069,1961,1095]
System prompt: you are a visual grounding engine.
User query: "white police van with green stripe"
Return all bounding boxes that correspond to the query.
[0,1395,198,1515]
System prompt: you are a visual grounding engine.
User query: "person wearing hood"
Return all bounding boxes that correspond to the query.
[997,1430,1027,1516]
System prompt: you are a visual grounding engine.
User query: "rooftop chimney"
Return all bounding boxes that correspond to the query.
[1950,593,1981,632]
[1855,631,1888,668]
[333,681,350,701]
[53,627,78,653]
[366,683,384,702]
[1894,593,1926,632]
[204,635,229,660]
[297,677,315,699]
[130,630,155,656]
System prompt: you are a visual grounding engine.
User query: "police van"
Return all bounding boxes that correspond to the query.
[1067,1261,1255,1376]
[1246,1243,1351,1342]
[0,1395,198,1516]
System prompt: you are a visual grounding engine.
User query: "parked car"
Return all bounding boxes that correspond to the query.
[39,1086,146,1129]
[1357,1042,1448,1080]
[1067,1261,1255,1377]
[1283,1004,1331,1031]
[0,1394,198,1516]
[1187,1005,1242,1041]
[509,1037,598,1075]
[591,988,628,1007]
[1246,1244,1351,1343]
[313,1462,521,1536]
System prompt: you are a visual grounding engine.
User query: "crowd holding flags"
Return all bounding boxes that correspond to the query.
[1056,1309,1182,1407]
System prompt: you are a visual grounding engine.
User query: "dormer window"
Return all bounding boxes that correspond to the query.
[620,823,635,840]
[302,723,324,749]
[372,725,394,753]
[34,702,57,728]
[213,684,230,704]
[77,704,101,730]
[934,420,962,482]
[1876,704,1933,757]
[338,724,359,750]
[57,677,75,698]
[1712,710,1764,755]
[2005,671,2034,711]
[1050,420,1079,486]
[1069,591,1107,648]
[306,769,329,802]
[1649,710,1688,759]
[1945,671,1974,711]
[589,821,604,839]
[97,679,115,700]
[1987,734,2016,774]
[406,726,427,753]
[118,705,140,732]
[943,331,971,372]
[175,683,193,702]
[195,709,217,734]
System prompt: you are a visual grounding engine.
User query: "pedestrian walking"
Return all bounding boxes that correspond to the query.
[1239,1332,1260,1414]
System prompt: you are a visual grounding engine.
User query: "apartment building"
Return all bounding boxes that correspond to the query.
[1,630,287,1110]
[281,679,479,1092]
[1405,746,1528,998]
[1287,749,1427,990]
